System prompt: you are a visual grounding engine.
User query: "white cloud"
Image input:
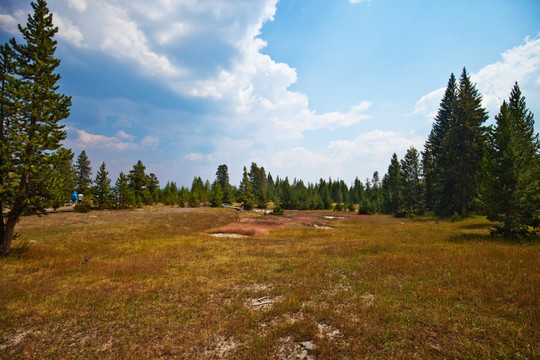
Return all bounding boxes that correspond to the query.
[270,147,331,169]
[54,14,84,47]
[185,153,211,162]
[410,87,445,121]
[141,135,160,149]
[349,0,370,3]
[67,0,87,13]
[98,3,181,78]
[473,34,540,115]
[327,130,424,161]
[75,130,138,151]
[413,34,540,121]
[75,129,159,151]
[0,10,25,34]
[116,130,134,141]
[155,22,191,45]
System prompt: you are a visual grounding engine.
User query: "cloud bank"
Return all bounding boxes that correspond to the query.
[413,34,540,123]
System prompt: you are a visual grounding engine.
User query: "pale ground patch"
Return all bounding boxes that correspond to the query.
[246,295,285,311]
[361,293,375,306]
[203,335,239,358]
[209,233,248,238]
[275,336,315,360]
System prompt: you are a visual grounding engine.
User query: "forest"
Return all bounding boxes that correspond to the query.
[63,69,540,238]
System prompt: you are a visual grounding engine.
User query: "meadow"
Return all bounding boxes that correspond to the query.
[0,206,538,359]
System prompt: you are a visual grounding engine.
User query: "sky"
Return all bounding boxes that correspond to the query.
[1,0,540,187]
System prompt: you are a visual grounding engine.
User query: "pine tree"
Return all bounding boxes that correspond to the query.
[114,172,135,208]
[47,148,77,209]
[75,150,92,194]
[481,83,540,236]
[450,68,488,216]
[424,73,457,213]
[1,0,71,256]
[369,172,383,213]
[249,162,268,208]
[189,177,205,207]
[319,179,333,210]
[239,166,255,209]
[401,146,424,215]
[435,68,488,216]
[279,177,295,210]
[128,160,148,205]
[93,162,112,207]
[382,153,404,215]
[210,183,223,207]
[215,164,233,204]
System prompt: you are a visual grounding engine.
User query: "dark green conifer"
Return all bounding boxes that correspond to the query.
[1,0,71,255]
[75,150,92,194]
[401,146,424,215]
[93,162,112,207]
[114,172,135,208]
[435,68,488,216]
[382,153,404,215]
[239,166,254,209]
[481,83,540,236]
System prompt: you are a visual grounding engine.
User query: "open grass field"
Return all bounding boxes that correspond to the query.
[1,206,539,359]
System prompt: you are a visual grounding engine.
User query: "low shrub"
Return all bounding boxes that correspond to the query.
[73,203,91,213]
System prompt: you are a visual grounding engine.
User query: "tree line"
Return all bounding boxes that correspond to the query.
[1,1,538,255]
[65,71,539,239]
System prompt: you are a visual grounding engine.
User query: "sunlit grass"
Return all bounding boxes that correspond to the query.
[1,207,538,359]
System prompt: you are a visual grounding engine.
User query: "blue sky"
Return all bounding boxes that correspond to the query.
[1,0,539,187]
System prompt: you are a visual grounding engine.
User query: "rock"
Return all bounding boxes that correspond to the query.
[300,341,315,351]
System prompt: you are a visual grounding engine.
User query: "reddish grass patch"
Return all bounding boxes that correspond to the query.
[209,211,356,237]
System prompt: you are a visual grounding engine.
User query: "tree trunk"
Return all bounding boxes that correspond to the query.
[0,215,18,256]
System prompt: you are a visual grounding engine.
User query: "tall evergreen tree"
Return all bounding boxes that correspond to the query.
[424,73,457,213]
[249,162,268,208]
[128,160,148,205]
[239,166,255,209]
[210,183,223,207]
[279,177,296,210]
[450,68,488,216]
[481,83,540,236]
[401,146,424,214]
[369,172,383,213]
[114,172,135,208]
[75,150,92,194]
[382,153,404,215]
[93,162,112,207]
[189,176,205,206]
[1,0,71,256]
[215,164,233,204]
[435,68,488,216]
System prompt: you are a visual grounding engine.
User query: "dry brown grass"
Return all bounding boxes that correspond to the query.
[1,207,538,359]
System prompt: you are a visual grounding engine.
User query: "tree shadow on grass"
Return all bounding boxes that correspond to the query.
[448,232,540,244]
[458,222,495,230]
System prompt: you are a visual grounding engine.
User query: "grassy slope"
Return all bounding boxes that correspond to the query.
[0,207,538,359]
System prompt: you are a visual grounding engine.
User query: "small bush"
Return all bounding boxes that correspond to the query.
[449,214,463,222]
[271,206,284,216]
[406,211,417,219]
[73,203,91,213]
